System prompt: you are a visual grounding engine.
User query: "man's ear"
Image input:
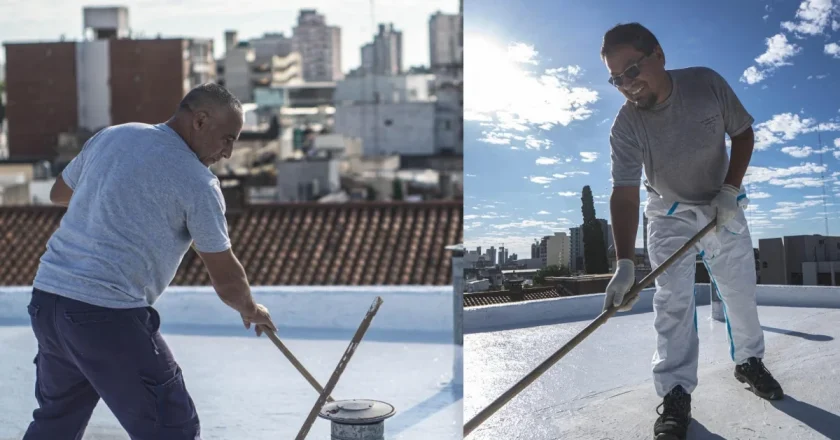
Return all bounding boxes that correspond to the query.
[193,111,209,130]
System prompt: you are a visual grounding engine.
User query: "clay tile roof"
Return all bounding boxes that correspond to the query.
[463,285,571,307]
[0,201,462,286]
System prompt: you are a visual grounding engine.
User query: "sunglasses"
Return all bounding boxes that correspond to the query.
[608,53,650,87]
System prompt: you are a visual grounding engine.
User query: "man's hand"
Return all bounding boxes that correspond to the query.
[604,259,637,312]
[710,184,740,233]
[241,303,277,337]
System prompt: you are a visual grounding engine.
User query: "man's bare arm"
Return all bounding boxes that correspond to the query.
[49,176,73,207]
[610,186,641,261]
[723,126,754,188]
[195,248,258,316]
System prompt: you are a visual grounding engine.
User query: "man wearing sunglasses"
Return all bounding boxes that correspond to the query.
[599,23,783,440]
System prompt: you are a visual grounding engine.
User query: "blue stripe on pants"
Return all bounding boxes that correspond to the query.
[23,288,201,440]
[702,260,736,361]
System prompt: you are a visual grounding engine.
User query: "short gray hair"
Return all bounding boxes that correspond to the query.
[178,83,242,115]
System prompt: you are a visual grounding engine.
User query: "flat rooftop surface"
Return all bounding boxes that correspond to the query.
[1,323,460,439]
[465,304,840,439]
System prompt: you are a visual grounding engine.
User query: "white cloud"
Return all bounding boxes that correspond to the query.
[763,14,770,21]
[536,156,561,165]
[507,42,539,65]
[741,34,801,84]
[491,219,572,230]
[835,138,840,148]
[753,112,840,150]
[465,35,600,136]
[826,42,840,58]
[755,33,802,66]
[780,145,830,157]
[525,136,552,150]
[537,210,550,215]
[557,191,578,197]
[565,171,590,176]
[769,177,827,188]
[741,66,767,85]
[529,176,553,184]
[750,191,773,199]
[551,173,568,179]
[745,162,827,185]
[466,174,477,177]
[477,131,512,145]
[580,152,599,162]
[780,0,834,36]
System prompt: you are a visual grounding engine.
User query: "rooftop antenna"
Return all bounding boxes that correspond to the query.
[818,131,829,237]
[370,0,380,158]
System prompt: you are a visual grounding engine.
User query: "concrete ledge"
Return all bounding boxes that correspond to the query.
[0,286,453,333]
[464,284,840,333]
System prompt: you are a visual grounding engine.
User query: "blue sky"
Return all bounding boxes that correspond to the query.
[464,0,840,258]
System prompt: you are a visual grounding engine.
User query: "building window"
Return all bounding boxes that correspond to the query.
[762,262,768,269]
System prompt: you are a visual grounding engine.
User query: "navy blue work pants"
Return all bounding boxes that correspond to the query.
[23,288,201,440]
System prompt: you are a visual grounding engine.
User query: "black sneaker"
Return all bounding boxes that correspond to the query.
[734,357,784,400]
[653,385,692,440]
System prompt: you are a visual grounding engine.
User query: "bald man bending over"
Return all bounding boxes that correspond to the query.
[23,83,276,440]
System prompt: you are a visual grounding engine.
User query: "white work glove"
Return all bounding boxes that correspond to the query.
[710,184,740,233]
[604,259,637,312]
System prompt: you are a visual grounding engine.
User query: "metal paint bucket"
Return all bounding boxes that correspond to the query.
[318,399,396,440]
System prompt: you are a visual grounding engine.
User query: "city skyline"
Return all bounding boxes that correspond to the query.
[464,0,840,258]
[0,0,459,72]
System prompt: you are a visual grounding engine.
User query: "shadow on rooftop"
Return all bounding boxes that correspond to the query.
[387,380,461,437]
[769,395,840,439]
[687,419,727,440]
[761,326,834,342]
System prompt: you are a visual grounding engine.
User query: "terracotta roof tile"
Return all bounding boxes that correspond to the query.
[0,201,462,286]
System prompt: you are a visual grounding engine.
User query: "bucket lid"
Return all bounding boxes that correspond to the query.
[318,399,396,424]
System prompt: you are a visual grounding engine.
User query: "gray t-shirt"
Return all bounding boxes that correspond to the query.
[33,122,231,309]
[610,66,754,204]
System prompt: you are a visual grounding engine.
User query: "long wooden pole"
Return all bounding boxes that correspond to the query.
[464,220,715,437]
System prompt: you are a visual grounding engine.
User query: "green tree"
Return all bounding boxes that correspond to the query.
[533,264,571,286]
[581,186,609,274]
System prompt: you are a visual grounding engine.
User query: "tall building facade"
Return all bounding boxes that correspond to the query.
[429,11,462,76]
[3,6,213,160]
[361,23,402,76]
[570,227,584,272]
[219,32,303,103]
[292,9,342,82]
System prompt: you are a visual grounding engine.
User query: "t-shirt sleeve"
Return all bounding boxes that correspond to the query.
[186,178,232,253]
[707,68,754,137]
[61,129,106,189]
[61,150,85,190]
[610,116,644,187]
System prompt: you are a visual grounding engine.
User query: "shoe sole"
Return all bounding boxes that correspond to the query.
[735,371,784,400]
[653,414,690,440]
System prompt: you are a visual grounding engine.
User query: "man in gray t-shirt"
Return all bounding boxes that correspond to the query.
[599,23,783,440]
[23,84,276,440]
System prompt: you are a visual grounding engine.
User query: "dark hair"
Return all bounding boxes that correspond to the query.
[600,23,661,59]
[178,82,242,114]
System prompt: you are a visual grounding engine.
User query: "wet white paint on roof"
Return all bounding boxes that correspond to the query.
[464,286,840,440]
[0,286,462,440]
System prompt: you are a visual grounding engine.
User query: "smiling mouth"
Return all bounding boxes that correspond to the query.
[628,85,645,97]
